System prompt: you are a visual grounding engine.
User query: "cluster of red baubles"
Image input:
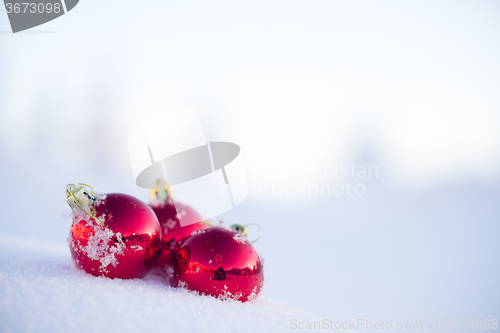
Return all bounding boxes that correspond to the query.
[67,184,263,302]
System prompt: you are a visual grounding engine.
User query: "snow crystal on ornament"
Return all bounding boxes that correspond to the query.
[178,280,188,289]
[247,286,259,302]
[218,285,243,301]
[190,229,206,237]
[93,193,107,207]
[81,226,126,273]
[97,213,107,224]
[233,233,246,244]
[71,206,91,225]
[218,224,233,232]
[130,245,143,251]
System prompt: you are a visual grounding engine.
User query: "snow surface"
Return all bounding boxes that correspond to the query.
[0,233,323,333]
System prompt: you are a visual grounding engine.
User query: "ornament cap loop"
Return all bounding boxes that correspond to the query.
[66,183,104,226]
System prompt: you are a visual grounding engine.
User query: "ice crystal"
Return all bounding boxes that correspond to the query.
[247,286,259,302]
[218,285,243,301]
[190,229,206,237]
[93,193,107,207]
[218,224,233,232]
[233,233,246,244]
[72,224,126,273]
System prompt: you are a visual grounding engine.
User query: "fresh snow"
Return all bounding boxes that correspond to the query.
[232,233,247,244]
[0,233,322,333]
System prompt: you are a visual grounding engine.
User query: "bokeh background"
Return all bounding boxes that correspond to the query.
[1,0,499,327]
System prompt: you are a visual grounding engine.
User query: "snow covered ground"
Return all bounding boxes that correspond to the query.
[0,233,322,333]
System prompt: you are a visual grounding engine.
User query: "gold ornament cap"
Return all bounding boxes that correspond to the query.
[150,178,173,202]
[66,184,93,210]
[65,183,103,226]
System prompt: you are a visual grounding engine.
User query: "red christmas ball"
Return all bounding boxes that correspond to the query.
[150,198,207,269]
[171,226,264,302]
[68,188,162,279]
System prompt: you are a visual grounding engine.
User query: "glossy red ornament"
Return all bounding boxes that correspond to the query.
[151,197,207,269]
[172,226,264,302]
[68,190,162,279]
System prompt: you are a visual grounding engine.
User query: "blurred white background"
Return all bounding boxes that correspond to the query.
[0,0,499,327]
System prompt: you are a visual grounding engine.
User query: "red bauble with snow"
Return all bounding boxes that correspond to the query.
[68,188,162,279]
[150,198,207,269]
[171,226,264,302]
[148,180,207,270]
